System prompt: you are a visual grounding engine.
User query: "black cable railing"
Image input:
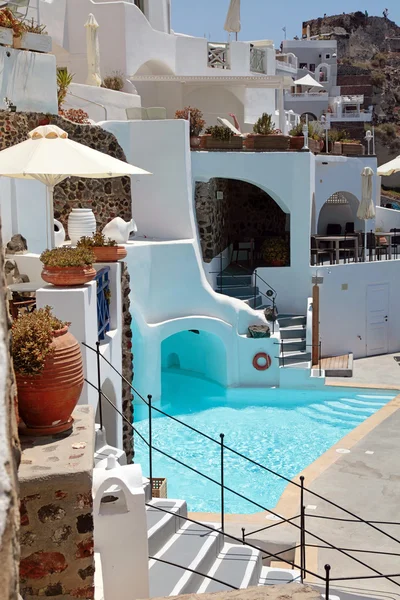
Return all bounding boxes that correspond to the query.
[85,342,400,593]
[275,340,322,375]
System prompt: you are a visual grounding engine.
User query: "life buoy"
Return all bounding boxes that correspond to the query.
[253,352,272,371]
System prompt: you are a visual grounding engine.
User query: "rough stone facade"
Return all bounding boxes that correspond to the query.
[0,219,20,600]
[0,111,132,234]
[195,179,287,263]
[121,262,134,463]
[19,406,95,600]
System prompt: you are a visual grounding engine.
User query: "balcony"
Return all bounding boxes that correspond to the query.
[275,53,298,74]
[285,91,328,100]
[207,42,230,69]
[250,47,265,73]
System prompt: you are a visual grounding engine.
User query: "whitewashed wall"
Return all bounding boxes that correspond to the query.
[65,83,141,122]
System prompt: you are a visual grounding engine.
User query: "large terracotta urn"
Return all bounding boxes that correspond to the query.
[68,208,96,245]
[16,326,84,435]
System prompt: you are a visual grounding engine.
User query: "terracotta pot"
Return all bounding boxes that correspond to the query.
[245,134,290,151]
[289,136,305,150]
[201,135,243,150]
[41,265,96,286]
[271,260,285,267]
[16,326,84,435]
[13,35,22,49]
[190,136,201,149]
[92,246,127,263]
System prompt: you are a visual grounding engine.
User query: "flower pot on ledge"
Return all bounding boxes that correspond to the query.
[342,142,364,156]
[92,246,127,263]
[41,265,96,286]
[244,134,290,151]
[201,135,243,150]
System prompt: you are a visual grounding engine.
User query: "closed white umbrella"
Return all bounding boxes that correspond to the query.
[224,0,241,40]
[377,155,400,176]
[85,13,101,87]
[358,166,375,261]
[0,125,151,248]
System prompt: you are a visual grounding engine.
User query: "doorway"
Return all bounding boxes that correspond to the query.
[366,284,389,356]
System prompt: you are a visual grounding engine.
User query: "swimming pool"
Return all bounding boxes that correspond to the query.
[134,370,397,514]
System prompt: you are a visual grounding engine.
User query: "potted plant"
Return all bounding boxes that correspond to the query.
[289,122,321,152]
[77,231,128,262]
[262,237,290,267]
[40,246,96,286]
[175,106,205,149]
[245,113,290,150]
[201,125,243,150]
[12,306,84,435]
[341,138,365,156]
[20,19,51,53]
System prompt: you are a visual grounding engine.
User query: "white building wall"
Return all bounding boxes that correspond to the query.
[65,83,141,122]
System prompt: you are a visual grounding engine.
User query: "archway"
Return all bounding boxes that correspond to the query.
[315,63,330,83]
[183,85,244,130]
[195,178,290,268]
[161,329,227,386]
[133,59,176,112]
[317,191,362,235]
[300,112,317,122]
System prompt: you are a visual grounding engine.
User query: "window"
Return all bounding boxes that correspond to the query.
[309,63,316,72]
[325,53,331,60]
[299,62,307,69]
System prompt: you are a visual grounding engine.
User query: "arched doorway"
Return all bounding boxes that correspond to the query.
[300,112,317,122]
[195,178,290,268]
[161,329,227,386]
[317,191,362,235]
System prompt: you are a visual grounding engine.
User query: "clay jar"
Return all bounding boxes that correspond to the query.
[16,326,84,435]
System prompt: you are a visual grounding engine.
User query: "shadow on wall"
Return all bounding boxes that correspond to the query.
[161,330,227,386]
[99,377,119,448]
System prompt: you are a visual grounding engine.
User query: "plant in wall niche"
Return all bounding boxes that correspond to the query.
[175,106,205,148]
[102,72,125,91]
[57,68,74,109]
[262,238,290,267]
[59,108,90,124]
[12,306,83,436]
[40,246,96,286]
[77,231,127,262]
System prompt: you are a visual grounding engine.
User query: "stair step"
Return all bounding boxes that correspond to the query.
[278,315,306,328]
[279,325,306,340]
[149,521,222,597]
[270,561,294,569]
[146,499,187,556]
[280,351,311,366]
[217,285,259,298]
[258,565,300,586]
[198,544,262,594]
[217,275,252,286]
[244,295,263,309]
[280,338,306,352]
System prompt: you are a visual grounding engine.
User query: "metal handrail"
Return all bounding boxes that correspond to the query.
[66,90,108,120]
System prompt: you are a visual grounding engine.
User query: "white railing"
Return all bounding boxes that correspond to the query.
[276,53,298,71]
[336,94,364,104]
[208,42,230,69]
[286,91,328,99]
[327,111,373,122]
[250,47,265,73]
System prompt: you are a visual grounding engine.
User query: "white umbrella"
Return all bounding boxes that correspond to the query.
[358,166,375,261]
[293,74,324,88]
[85,13,101,87]
[224,0,241,40]
[0,125,151,248]
[377,155,400,176]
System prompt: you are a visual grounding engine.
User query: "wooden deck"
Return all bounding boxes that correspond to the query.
[313,353,353,376]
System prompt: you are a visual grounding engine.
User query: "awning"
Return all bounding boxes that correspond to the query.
[293,74,324,88]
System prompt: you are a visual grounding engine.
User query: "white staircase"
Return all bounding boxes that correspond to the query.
[146,498,300,596]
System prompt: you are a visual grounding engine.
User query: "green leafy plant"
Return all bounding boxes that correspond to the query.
[24,18,47,34]
[40,246,95,267]
[328,129,349,142]
[77,231,117,248]
[309,120,324,141]
[57,68,74,109]
[289,122,307,136]
[262,238,289,265]
[102,72,125,91]
[204,125,234,140]
[175,106,205,136]
[12,306,69,376]
[253,113,275,135]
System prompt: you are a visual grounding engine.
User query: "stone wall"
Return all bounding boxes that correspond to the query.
[0,219,20,600]
[0,111,132,233]
[195,178,287,263]
[121,262,134,463]
[19,406,95,600]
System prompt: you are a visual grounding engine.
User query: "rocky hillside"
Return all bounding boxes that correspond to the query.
[304,12,400,124]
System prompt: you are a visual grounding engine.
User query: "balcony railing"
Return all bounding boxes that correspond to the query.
[275,53,298,72]
[286,91,328,99]
[250,47,265,73]
[208,43,230,69]
[96,267,111,341]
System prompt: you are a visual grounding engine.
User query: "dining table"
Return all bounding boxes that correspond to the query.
[315,235,359,264]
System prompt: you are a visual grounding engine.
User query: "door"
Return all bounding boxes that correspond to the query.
[366,284,389,356]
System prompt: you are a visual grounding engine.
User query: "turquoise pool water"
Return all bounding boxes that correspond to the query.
[134,370,397,514]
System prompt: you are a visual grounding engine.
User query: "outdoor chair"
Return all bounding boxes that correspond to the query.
[231,240,253,265]
[390,228,400,258]
[311,236,334,265]
[326,223,342,235]
[345,221,355,234]
[340,232,357,263]
[366,232,388,261]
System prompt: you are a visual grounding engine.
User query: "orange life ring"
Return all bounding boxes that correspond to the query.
[253,352,272,371]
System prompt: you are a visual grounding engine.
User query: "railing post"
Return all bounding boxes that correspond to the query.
[242,527,245,545]
[272,297,276,334]
[319,341,322,377]
[220,433,225,535]
[300,475,305,582]
[281,339,285,367]
[254,269,257,310]
[96,341,103,430]
[148,394,153,499]
[325,564,331,600]
[220,250,223,294]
